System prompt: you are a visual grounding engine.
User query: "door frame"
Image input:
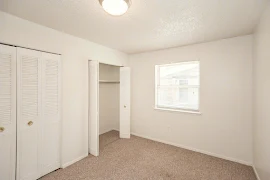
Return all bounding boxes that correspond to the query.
[88,60,99,156]
[88,61,131,157]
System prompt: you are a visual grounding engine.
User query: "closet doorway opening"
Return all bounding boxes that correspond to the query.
[88,61,130,157]
[99,63,121,151]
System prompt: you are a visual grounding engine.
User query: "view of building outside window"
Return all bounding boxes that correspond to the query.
[156,61,200,111]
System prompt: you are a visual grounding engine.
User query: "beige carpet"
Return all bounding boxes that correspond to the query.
[41,130,257,180]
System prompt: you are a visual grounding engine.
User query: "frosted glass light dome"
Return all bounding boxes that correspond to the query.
[99,0,131,16]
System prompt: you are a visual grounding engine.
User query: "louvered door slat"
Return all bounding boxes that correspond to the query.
[21,56,39,121]
[0,53,11,125]
[44,59,59,115]
[0,45,16,180]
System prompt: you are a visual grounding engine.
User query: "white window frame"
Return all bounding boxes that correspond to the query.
[155,61,201,114]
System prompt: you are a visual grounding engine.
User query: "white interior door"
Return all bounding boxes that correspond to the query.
[88,61,99,156]
[40,52,61,176]
[0,44,16,180]
[120,67,130,139]
[17,47,42,180]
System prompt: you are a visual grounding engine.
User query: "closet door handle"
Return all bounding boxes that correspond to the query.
[124,105,127,108]
[28,121,33,126]
[0,127,4,132]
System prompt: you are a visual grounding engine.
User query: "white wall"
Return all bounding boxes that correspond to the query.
[0,11,128,167]
[253,2,270,180]
[129,35,253,164]
[99,63,120,134]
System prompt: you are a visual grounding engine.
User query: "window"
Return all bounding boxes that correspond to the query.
[155,61,200,112]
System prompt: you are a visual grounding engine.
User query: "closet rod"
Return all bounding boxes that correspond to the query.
[0,42,61,55]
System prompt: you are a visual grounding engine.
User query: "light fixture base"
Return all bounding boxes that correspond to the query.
[99,0,131,16]
[99,0,131,7]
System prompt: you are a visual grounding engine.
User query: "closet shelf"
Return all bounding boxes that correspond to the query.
[99,80,120,83]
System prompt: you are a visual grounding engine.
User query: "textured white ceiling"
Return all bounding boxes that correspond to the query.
[0,0,268,54]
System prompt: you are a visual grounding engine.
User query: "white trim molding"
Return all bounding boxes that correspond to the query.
[155,61,201,113]
[154,107,202,115]
[100,128,116,135]
[61,153,88,168]
[131,132,252,166]
[252,166,261,180]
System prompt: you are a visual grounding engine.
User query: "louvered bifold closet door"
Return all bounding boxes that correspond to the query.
[17,48,42,180]
[0,45,16,180]
[40,52,61,177]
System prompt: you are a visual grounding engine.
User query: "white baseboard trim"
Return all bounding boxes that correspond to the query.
[252,165,261,180]
[61,153,88,168]
[131,132,252,166]
[100,128,120,135]
[100,128,114,135]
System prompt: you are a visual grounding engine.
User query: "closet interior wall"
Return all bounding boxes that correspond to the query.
[99,63,120,135]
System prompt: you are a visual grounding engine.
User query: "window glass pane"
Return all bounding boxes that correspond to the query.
[157,87,199,110]
[159,62,199,86]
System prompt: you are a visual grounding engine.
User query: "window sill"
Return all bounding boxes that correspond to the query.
[154,107,202,115]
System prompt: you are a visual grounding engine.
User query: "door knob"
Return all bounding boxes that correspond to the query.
[124,105,126,108]
[0,127,4,132]
[28,121,33,126]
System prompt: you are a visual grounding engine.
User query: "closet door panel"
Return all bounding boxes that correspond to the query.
[17,48,42,180]
[41,52,61,176]
[0,135,14,180]
[19,125,39,179]
[120,67,130,139]
[0,45,16,180]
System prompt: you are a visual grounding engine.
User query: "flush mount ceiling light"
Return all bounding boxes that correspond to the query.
[99,0,131,16]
